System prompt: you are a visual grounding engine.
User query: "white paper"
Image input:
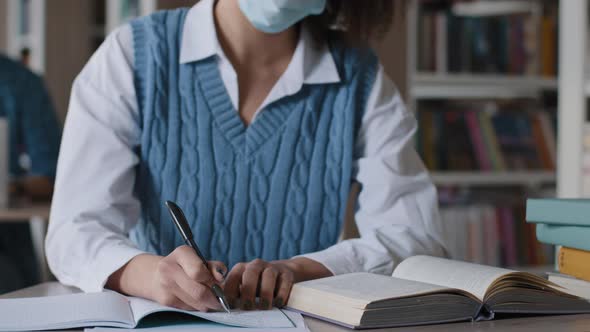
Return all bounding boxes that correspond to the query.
[393,256,514,301]
[291,272,450,307]
[88,307,307,332]
[0,292,134,331]
[0,118,8,208]
[128,296,295,328]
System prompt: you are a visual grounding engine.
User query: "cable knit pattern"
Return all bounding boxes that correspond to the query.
[129,9,378,268]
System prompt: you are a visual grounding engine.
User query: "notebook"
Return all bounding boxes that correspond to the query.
[86,309,309,331]
[0,291,295,331]
[287,256,590,329]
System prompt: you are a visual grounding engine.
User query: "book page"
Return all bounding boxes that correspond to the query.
[0,292,133,331]
[128,296,294,328]
[290,272,451,307]
[393,256,514,301]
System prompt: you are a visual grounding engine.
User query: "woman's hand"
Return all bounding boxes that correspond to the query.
[224,257,332,310]
[107,246,227,312]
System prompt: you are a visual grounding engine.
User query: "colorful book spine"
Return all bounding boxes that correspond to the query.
[531,113,555,170]
[498,207,518,267]
[465,112,492,171]
[478,111,506,171]
[419,112,437,170]
[537,112,557,167]
[483,206,500,267]
[540,15,557,77]
[559,247,590,282]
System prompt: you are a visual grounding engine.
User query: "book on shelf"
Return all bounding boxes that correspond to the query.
[286,256,590,329]
[558,247,590,283]
[416,102,557,172]
[548,273,590,300]
[440,202,553,267]
[417,1,558,77]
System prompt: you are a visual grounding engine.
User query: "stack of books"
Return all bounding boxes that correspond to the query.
[526,199,590,297]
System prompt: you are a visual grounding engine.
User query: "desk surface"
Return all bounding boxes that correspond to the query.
[0,202,50,221]
[3,282,590,332]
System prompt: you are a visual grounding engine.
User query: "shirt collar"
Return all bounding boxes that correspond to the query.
[179,0,341,86]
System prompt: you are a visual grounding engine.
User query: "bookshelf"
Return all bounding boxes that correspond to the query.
[407,0,559,267]
[407,0,558,186]
[451,1,541,17]
[413,74,557,99]
[431,171,555,187]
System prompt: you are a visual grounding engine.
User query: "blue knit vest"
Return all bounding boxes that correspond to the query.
[129,9,378,268]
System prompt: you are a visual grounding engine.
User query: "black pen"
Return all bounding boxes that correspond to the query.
[165,200,231,313]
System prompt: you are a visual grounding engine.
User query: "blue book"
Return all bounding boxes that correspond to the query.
[526,199,590,226]
[536,223,590,251]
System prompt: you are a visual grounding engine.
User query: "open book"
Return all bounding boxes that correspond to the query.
[287,256,590,329]
[0,291,294,331]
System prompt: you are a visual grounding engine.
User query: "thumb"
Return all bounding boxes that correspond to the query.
[208,261,228,283]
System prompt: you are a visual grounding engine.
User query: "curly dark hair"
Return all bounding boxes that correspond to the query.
[305,1,398,45]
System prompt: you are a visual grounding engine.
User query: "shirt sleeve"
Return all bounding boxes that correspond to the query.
[301,65,448,276]
[17,73,61,178]
[45,25,146,292]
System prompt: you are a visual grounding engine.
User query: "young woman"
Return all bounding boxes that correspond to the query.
[46,0,447,312]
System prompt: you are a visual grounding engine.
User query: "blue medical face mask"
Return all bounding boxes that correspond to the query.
[238,0,327,34]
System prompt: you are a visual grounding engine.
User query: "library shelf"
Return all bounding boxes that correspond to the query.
[430,171,556,187]
[412,74,558,100]
[452,0,540,17]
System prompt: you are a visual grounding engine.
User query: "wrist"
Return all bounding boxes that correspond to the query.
[280,257,333,282]
[107,254,163,299]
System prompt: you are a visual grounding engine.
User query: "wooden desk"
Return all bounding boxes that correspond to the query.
[3,282,590,332]
[0,202,51,282]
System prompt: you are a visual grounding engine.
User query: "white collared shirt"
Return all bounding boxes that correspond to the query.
[46,0,447,292]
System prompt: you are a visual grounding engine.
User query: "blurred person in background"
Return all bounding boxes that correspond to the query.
[0,54,61,293]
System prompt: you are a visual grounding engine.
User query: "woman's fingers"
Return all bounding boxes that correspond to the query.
[258,266,278,310]
[274,270,294,308]
[240,259,265,310]
[153,246,226,312]
[222,259,297,310]
[208,261,228,283]
[173,246,215,285]
[224,263,246,308]
[173,270,221,312]
[154,258,209,311]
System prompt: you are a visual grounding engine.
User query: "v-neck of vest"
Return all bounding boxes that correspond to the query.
[194,58,308,159]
